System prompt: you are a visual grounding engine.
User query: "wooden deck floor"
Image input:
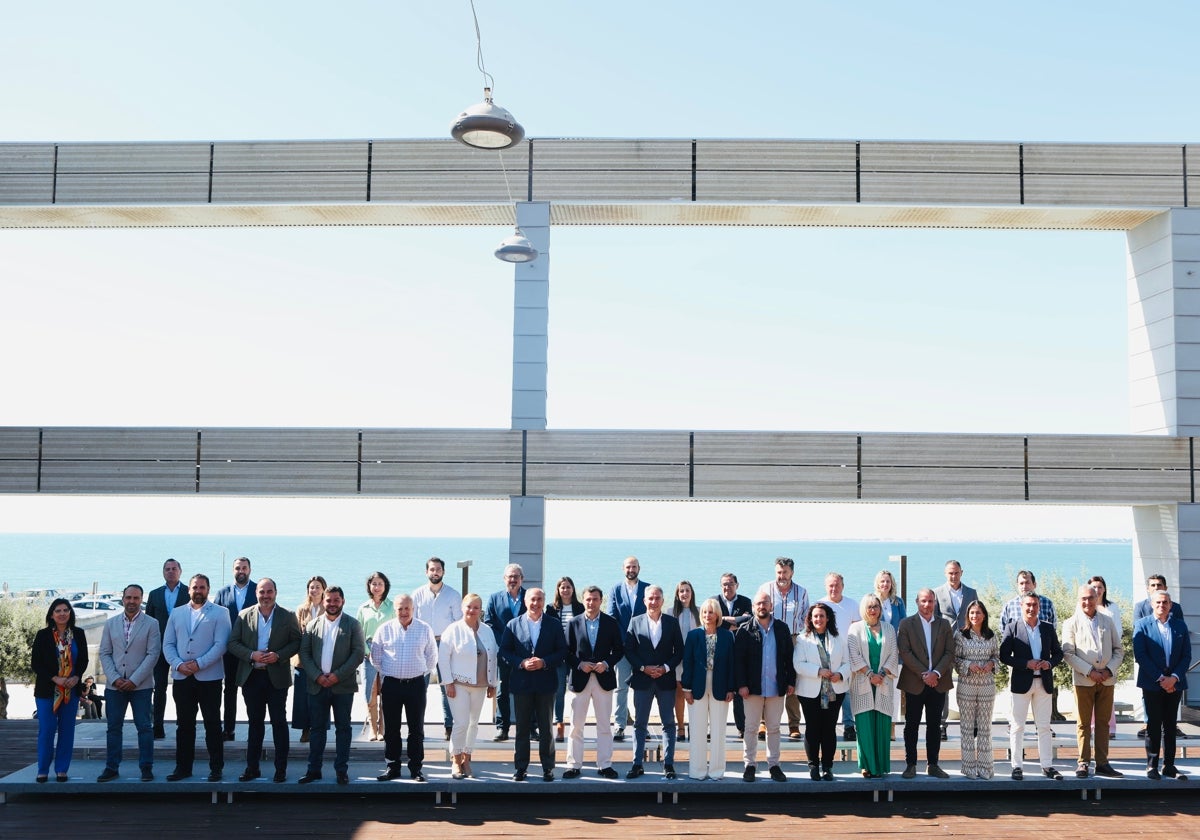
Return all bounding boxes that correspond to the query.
[3,719,1198,838]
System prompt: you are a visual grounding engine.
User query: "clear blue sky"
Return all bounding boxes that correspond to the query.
[2,1,1196,540]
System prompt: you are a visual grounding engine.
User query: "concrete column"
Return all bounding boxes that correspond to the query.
[509,202,549,587]
[1127,209,1200,713]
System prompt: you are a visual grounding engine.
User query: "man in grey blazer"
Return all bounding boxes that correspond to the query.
[97,584,161,782]
[932,560,977,740]
[298,586,364,785]
[163,573,231,782]
[227,577,302,783]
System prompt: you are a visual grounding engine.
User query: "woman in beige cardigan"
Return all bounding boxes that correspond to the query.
[846,593,899,778]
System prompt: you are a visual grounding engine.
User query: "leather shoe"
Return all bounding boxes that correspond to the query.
[1147,767,1161,780]
[769,765,787,782]
[626,765,644,779]
[223,732,235,742]
[821,770,834,781]
[1043,767,1063,781]
[207,771,222,782]
[542,771,555,782]
[493,729,510,742]
[789,728,801,741]
[411,770,427,782]
[512,770,527,781]
[153,729,166,740]
[97,768,119,783]
[663,765,676,780]
[336,772,350,785]
[843,725,856,741]
[901,764,917,779]
[613,728,626,742]
[273,771,288,783]
[1094,764,1123,778]
[928,765,949,779]
[563,768,581,779]
[1011,768,1023,780]
[376,767,403,781]
[743,765,756,782]
[166,770,191,782]
[597,767,618,779]
[1163,765,1188,780]
[298,772,322,784]
[140,768,154,782]
[1075,766,1089,778]
[238,770,260,782]
[940,725,949,741]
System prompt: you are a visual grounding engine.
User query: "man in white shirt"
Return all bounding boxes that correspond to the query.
[411,556,462,740]
[756,557,808,739]
[371,594,438,782]
[819,571,860,740]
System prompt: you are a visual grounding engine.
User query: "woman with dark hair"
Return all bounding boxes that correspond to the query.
[953,599,999,779]
[546,576,583,742]
[1087,575,1120,738]
[670,580,701,741]
[32,598,89,782]
[793,602,850,780]
[78,676,103,720]
[292,575,328,742]
[356,571,393,741]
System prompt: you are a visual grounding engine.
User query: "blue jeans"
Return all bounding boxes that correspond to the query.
[105,687,154,771]
[36,696,79,775]
[554,663,569,723]
[306,688,353,775]
[424,672,453,729]
[614,658,633,729]
[632,687,677,767]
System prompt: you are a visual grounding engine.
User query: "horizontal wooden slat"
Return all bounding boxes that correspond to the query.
[40,461,195,493]
[1029,468,1193,503]
[693,432,857,466]
[693,465,857,499]
[362,429,522,463]
[861,467,1027,501]
[360,462,521,496]
[864,434,1026,467]
[526,463,688,497]
[0,461,38,492]
[41,428,196,461]
[531,140,692,201]
[1028,434,1190,468]
[198,429,358,462]
[0,427,40,459]
[526,430,690,464]
[197,462,357,494]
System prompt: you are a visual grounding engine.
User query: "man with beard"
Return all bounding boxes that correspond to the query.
[298,586,364,785]
[734,591,795,782]
[411,556,462,740]
[163,573,231,781]
[608,556,650,742]
[756,557,808,739]
[213,556,257,740]
[96,584,160,782]
[227,577,301,783]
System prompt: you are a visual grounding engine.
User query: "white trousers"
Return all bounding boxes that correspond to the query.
[1009,679,1053,770]
[446,683,488,756]
[741,694,786,767]
[568,674,614,770]
[687,673,729,780]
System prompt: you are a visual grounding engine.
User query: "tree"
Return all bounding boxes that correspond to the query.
[0,598,43,719]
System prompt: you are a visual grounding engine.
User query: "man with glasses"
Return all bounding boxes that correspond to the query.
[756,557,808,739]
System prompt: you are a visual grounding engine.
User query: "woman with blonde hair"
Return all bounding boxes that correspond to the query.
[680,598,735,779]
[846,593,899,778]
[439,593,499,778]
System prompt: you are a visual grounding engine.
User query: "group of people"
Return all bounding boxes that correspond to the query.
[28,553,1191,785]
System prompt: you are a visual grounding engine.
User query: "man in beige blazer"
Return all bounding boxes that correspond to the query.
[1061,584,1124,778]
[896,588,954,779]
[298,586,364,785]
[97,584,161,782]
[227,577,302,783]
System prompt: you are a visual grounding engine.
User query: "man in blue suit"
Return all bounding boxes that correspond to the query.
[563,585,624,779]
[1134,590,1191,780]
[624,584,684,780]
[485,563,526,741]
[213,556,257,740]
[608,555,649,742]
[1134,574,1185,621]
[145,558,188,739]
[163,573,231,782]
[499,587,567,781]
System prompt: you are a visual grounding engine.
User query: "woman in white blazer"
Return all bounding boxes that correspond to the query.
[846,593,899,778]
[438,593,499,779]
[793,602,851,780]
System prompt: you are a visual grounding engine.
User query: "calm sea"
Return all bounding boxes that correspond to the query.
[0,534,1135,610]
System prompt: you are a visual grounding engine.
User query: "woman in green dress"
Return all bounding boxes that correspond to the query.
[846,593,899,778]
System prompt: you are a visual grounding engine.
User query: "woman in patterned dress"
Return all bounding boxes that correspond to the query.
[954,599,999,779]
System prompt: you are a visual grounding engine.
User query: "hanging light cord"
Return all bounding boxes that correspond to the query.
[467,1,518,213]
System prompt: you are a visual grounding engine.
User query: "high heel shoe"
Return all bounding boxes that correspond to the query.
[556,723,565,742]
[677,726,688,742]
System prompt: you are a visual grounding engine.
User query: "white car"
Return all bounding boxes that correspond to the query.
[70,597,124,617]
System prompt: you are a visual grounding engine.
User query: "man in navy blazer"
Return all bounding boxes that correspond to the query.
[163,573,231,782]
[733,591,796,782]
[144,558,188,739]
[1000,592,1065,781]
[499,587,567,781]
[714,573,753,738]
[623,584,685,779]
[213,556,257,740]
[1134,590,1191,780]
[1134,574,1185,621]
[485,563,527,741]
[608,555,650,741]
[563,585,625,779]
